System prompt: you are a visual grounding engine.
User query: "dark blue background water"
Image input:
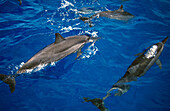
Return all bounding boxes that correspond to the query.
[0,0,170,111]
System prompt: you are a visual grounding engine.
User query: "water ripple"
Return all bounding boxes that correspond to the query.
[0,0,170,111]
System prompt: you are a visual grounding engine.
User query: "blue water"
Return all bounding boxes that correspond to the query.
[0,0,170,111]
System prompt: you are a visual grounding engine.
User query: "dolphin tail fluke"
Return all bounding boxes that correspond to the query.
[0,74,16,93]
[83,97,109,111]
[162,36,168,44]
[79,17,93,27]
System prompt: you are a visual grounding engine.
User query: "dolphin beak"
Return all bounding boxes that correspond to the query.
[90,37,101,42]
[162,36,168,44]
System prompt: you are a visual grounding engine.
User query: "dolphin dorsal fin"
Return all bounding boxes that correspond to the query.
[118,5,124,12]
[120,5,123,9]
[55,33,65,43]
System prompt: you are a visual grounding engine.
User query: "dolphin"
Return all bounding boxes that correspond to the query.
[83,37,168,111]
[0,33,98,93]
[110,36,168,96]
[80,5,134,27]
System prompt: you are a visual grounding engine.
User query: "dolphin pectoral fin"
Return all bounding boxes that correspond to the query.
[134,50,146,57]
[55,33,65,44]
[134,52,143,56]
[75,48,82,60]
[0,74,16,93]
[155,59,162,69]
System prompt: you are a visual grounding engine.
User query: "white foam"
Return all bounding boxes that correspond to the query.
[50,62,56,66]
[80,30,99,59]
[26,69,34,74]
[15,66,19,70]
[145,45,158,59]
[58,0,74,10]
[34,64,48,72]
[91,31,98,37]
[19,62,25,67]
[60,26,81,33]
[84,31,98,37]
[81,43,99,59]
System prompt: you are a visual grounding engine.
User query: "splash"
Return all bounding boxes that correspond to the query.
[145,45,158,59]
[60,26,81,33]
[58,0,74,10]
[14,62,48,74]
[18,62,34,74]
[8,64,18,75]
[79,30,99,59]
[19,62,25,68]
[81,43,99,59]
[50,62,56,66]
[34,64,48,72]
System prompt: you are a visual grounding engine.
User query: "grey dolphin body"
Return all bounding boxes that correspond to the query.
[80,5,134,27]
[16,33,90,74]
[83,37,168,111]
[0,33,95,93]
[111,37,168,96]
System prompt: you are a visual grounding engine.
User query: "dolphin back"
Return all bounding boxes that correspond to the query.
[16,34,90,74]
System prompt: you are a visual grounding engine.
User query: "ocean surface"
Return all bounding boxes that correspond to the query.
[0,0,170,111]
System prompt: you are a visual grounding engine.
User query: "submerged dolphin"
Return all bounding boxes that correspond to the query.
[80,5,134,27]
[111,36,168,96]
[83,37,168,111]
[0,33,98,93]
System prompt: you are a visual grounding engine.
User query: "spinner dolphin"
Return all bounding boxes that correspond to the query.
[0,33,98,93]
[111,36,168,96]
[80,5,134,27]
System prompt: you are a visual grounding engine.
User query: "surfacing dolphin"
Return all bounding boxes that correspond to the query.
[83,37,168,111]
[0,33,99,93]
[80,5,134,27]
